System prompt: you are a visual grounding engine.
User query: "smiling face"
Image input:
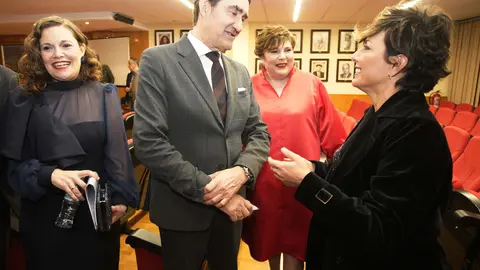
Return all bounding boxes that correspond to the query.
[261,40,294,80]
[351,31,392,93]
[199,0,249,52]
[40,26,85,81]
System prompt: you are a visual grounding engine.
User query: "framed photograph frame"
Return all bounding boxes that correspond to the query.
[289,29,303,53]
[254,58,263,74]
[155,30,174,46]
[310,59,329,82]
[294,58,302,70]
[336,59,355,82]
[310,30,330,54]
[338,30,357,54]
[1,44,24,72]
[180,29,191,38]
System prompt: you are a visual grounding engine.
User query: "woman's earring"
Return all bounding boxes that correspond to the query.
[81,56,85,63]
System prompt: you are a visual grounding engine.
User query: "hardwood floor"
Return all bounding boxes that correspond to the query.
[119,212,271,270]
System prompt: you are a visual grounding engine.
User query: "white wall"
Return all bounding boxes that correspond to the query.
[145,22,450,96]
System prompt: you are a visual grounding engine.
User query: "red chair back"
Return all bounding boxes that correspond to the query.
[453,137,480,192]
[435,108,456,126]
[346,99,371,121]
[456,103,474,112]
[444,126,470,162]
[471,120,480,137]
[450,111,479,132]
[474,107,480,117]
[440,101,456,110]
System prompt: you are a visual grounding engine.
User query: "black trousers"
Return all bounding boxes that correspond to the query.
[0,193,10,270]
[159,211,242,270]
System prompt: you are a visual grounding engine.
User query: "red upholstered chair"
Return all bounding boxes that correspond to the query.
[471,120,480,137]
[474,107,480,117]
[444,126,471,162]
[429,105,437,115]
[342,116,357,135]
[126,229,164,270]
[455,103,474,112]
[450,111,479,133]
[7,231,25,270]
[346,99,371,121]
[440,100,456,110]
[452,137,480,193]
[435,108,456,127]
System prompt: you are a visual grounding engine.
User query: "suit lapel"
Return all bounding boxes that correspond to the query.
[176,37,223,126]
[330,109,377,186]
[223,56,238,132]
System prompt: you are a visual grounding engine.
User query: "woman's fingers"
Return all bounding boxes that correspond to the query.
[70,174,87,191]
[77,170,99,180]
[63,179,81,201]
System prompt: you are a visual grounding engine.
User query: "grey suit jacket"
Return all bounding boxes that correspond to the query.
[133,36,271,231]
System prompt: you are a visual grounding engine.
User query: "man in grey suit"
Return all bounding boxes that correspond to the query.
[133,0,271,269]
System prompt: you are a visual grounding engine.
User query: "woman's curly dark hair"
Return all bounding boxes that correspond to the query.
[18,16,102,93]
[355,1,452,93]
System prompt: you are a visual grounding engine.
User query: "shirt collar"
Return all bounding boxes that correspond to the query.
[187,31,215,58]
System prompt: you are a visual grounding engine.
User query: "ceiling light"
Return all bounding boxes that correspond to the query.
[293,0,302,23]
[401,0,421,9]
[85,21,90,25]
[179,0,194,9]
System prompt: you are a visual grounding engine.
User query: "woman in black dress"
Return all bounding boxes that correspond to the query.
[2,16,139,270]
[268,2,453,270]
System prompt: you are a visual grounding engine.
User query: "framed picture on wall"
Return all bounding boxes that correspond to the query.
[310,30,330,53]
[1,44,24,72]
[310,59,329,82]
[180,29,191,38]
[336,59,355,82]
[155,30,174,46]
[338,30,357,53]
[255,58,263,74]
[294,58,302,69]
[289,29,303,53]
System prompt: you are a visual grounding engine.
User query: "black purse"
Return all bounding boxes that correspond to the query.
[96,181,112,232]
[85,177,112,232]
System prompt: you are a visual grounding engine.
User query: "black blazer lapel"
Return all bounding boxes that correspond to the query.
[330,108,378,186]
[176,37,223,126]
[223,56,238,132]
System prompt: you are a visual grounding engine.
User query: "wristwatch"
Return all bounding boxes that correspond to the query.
[239,165,254,183]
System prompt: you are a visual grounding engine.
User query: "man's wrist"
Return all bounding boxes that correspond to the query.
[237,165,253,184]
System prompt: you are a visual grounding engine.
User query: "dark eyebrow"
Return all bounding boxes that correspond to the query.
[40,40,72,46]
[230,5,249,20]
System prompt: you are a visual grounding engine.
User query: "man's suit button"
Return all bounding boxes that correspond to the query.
[335,256,341,264]
[217,164,225,170]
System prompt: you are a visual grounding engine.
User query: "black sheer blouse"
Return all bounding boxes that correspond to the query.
[3,80,138,207]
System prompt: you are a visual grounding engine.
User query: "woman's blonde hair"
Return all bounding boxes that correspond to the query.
[18,15,102,93]
[254,25,296,57]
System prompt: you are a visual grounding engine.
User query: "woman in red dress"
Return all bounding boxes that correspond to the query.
[242,25,346,270]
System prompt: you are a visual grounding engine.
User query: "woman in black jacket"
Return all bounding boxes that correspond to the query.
[269,2,453,270]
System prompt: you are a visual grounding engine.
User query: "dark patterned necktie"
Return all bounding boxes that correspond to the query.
[206,51,227,123]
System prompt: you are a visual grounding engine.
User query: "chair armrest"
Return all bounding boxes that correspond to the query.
[454,210,480,228]
[126,228,162,255]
